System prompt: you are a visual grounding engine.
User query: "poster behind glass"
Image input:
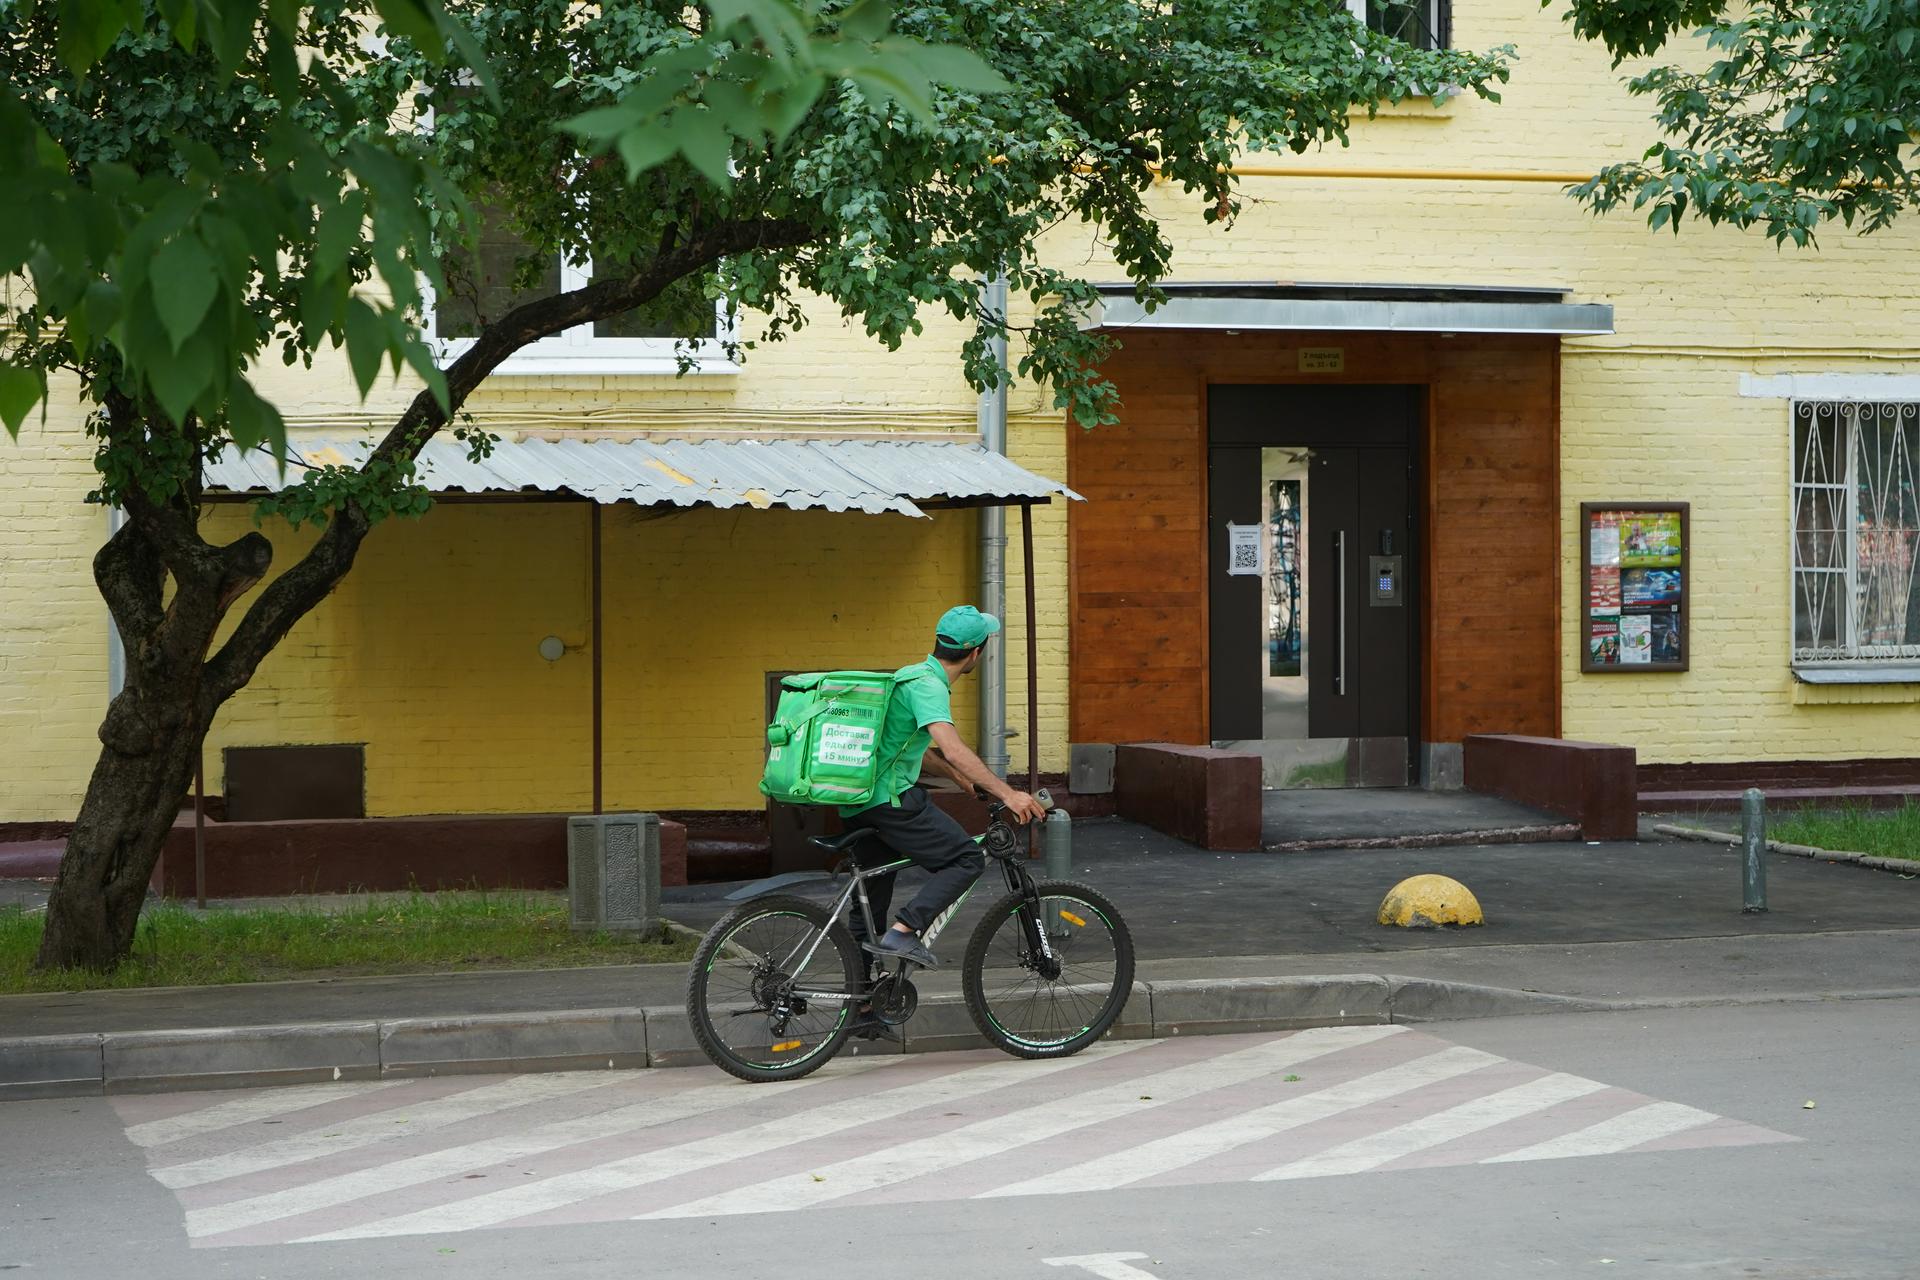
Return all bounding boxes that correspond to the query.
[1584,504,1688,672]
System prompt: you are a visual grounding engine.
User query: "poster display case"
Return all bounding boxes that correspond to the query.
[1581,503,1689,673]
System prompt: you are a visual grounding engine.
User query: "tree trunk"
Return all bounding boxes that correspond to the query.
[34,701,207,970]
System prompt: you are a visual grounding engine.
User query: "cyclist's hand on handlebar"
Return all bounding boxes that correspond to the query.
[1003,790,1048,825]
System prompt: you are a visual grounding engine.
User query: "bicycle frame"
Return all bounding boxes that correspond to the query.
[779,828,1052,1007]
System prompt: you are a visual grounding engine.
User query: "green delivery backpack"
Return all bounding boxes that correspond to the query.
[759,668,926,808]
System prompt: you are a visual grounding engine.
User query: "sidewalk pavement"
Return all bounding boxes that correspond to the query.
[5,819,1918,1098]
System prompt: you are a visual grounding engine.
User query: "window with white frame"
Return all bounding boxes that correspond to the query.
[1792,400,1920,669]
[1345,0,1449,50]
[425,200,736,375]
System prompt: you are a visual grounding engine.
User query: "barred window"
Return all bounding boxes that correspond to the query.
[1346,0,1449,50]
[1792,401,1920,669]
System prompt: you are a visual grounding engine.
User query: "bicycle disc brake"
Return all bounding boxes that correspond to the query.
[870,972,919,1025]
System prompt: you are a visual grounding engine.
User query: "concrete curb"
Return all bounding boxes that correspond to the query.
[1653,823,1920,876]
[7,973,1918,1100]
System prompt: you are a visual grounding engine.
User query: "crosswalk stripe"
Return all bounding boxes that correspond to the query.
[641,1025,1404,1219]
[185,1058,902,1240]
[1253,1071,1608,1180]
[1481,1100,1717,1163]
[122,1079,408,1149]
[155,1072,622,1190]
[980,1044,1501,1198]
[294,1040,1156,1241]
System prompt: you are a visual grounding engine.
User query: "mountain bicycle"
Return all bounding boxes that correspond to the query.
[686,789,1135,1083]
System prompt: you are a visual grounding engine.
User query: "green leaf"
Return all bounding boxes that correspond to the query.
[890,42,1014,96]
[149,234,221,352]
[224,375,287,454]
[146,330,216,426]
[343,299,387,396]
[0,361,47,437]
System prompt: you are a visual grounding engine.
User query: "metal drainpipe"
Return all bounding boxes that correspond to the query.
[977,271,1011,777]
[106,505,126,701]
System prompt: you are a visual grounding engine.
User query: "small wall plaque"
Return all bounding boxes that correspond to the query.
[1298,347,1345,373]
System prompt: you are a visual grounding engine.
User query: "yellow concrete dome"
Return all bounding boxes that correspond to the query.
[1377,874,1485,928]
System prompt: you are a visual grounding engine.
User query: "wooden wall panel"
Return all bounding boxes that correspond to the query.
[1068,330,1560,752]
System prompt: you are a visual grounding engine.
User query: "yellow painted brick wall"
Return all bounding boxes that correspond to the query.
[13,0,1920,825]
[0,382,111,821]
[198,500,977,814]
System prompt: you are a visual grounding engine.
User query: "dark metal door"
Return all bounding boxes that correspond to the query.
[1207,385,1419,787]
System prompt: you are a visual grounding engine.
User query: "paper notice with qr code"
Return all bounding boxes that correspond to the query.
[1227,523,1263,577]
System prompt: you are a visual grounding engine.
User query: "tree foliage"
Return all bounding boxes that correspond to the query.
[2,0,1510,971]
[1559,0,1920,243]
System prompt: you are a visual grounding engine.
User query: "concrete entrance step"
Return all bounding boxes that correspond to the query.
[1261,790,1576,852]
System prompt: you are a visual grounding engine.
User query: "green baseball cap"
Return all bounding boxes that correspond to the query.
[936,605,1001,649]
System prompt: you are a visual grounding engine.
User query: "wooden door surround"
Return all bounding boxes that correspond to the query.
[1066,330,1561,754]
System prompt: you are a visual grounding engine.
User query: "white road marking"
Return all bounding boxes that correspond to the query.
[644,1026,1401,1220]
[186,1058,900,1239]
[1254,1071,1608,1180]
[982,1044,1500,1197]
[1043,1253,1164,1279]
[1481,1100,1718,1163]
[122,1080,408,1149]
[296,1041,1154,1241]
[155,1072,619,1189]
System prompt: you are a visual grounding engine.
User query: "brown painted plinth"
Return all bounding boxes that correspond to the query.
[1113,743,1261,851]
[1463,734,1637,841]
[156,813,688,898]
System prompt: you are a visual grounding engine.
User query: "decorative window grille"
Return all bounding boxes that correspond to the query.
[1345,0,1449,50]
[1792,400,1920,667]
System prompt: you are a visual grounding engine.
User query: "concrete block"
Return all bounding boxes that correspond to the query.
[103,1022,381,1094]
[379,1008,648,1077]
[1147,976,1391,1037]
[1421,742,1464,791]
[569,813,662,934]
[641,1005,706,1069]
[0,1034,104,1101]
[1069,744,1117,795]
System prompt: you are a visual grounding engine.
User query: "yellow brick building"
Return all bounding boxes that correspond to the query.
[5,0,1920,843]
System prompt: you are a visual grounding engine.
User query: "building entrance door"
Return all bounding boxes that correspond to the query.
[1208,385,1420,788]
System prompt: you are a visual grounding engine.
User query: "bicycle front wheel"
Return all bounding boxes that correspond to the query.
[962,880,1135,1059]
[687,895,861,1083]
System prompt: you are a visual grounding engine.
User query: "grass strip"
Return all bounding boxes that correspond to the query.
[0,892,698,993]
[1771,802,1920,863]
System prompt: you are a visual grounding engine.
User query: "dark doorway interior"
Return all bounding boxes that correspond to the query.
[1208,384,1422,787]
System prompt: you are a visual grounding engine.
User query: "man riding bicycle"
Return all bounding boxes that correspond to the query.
[841,605,1048,991]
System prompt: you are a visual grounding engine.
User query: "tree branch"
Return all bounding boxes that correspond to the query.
[201,214,824,706]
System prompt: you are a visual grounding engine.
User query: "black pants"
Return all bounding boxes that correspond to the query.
[844,787,984,954]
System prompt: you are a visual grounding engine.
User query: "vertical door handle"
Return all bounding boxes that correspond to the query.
[1333,529,1347,696]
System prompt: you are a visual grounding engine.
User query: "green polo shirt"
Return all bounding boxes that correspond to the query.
[839,657,953,816]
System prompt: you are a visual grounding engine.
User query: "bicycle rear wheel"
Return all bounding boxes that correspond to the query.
[687,895,861,1083]
[962,880,1135,1059]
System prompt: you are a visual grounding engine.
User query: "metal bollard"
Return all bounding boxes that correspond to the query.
[1741,787,1768,914]
[1044,807,1073,880]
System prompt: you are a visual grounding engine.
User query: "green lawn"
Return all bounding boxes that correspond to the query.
[0,893,699,993]
[1771,802,1920,863]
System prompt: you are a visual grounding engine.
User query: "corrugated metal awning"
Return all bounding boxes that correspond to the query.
[1080,281,1614,336]
[202,434,1081,518]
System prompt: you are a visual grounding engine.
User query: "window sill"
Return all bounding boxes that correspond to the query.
[1792,664,1920,685]
[467,357,743,378]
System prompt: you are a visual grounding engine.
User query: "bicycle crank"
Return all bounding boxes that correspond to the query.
[870,972,919,1025]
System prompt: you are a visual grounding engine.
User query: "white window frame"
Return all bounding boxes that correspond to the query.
[1344,0,1447,49]
[1790,398,1920,683]
[414,75,739,377]
[423,258,739,377]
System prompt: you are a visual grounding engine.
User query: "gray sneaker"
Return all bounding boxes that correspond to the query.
[865,929,939,969]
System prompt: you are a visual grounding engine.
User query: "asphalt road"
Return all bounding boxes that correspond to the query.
[2,998,1915,1279]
